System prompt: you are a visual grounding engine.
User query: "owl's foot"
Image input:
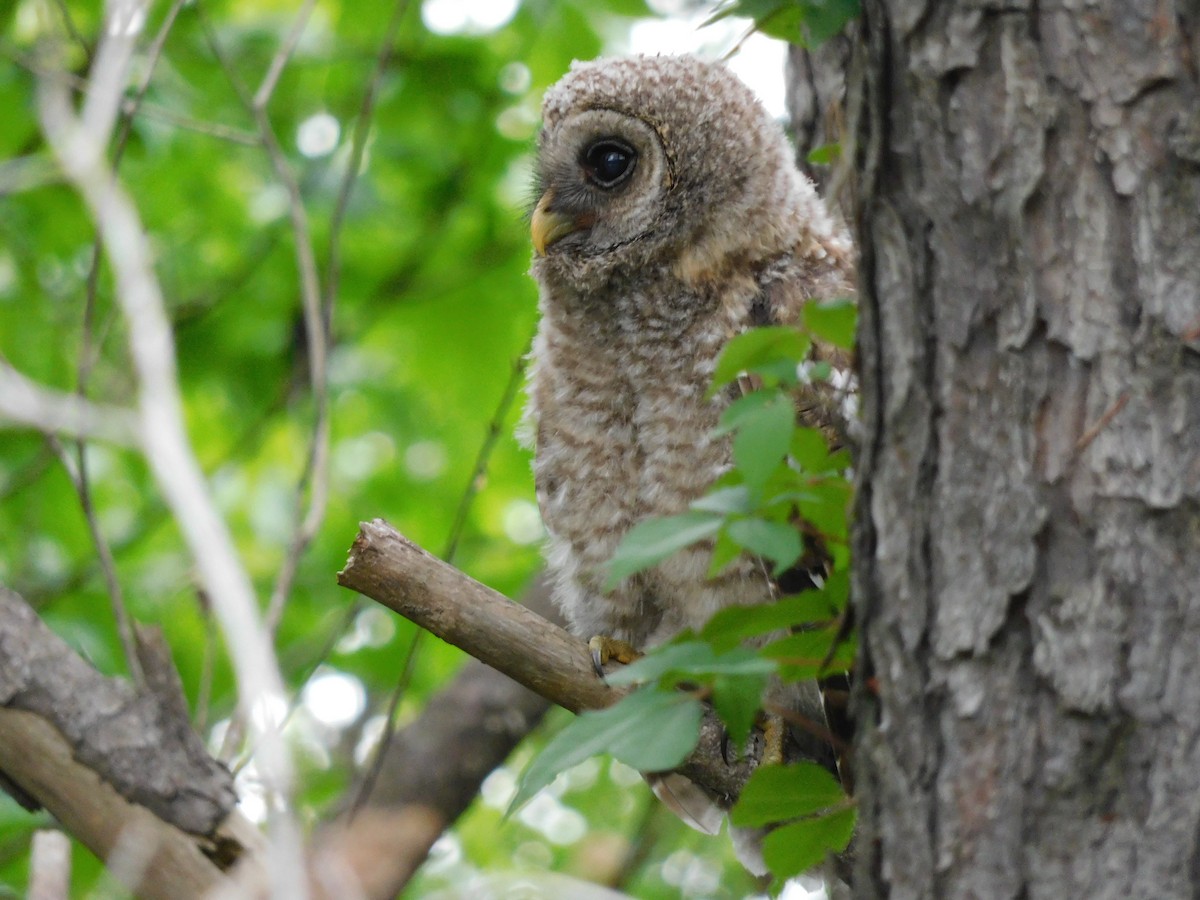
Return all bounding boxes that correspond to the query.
[720,712,786,767]
[588,635,641,678]
[761,712,786,767]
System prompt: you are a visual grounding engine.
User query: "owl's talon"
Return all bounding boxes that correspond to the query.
[588,635,642,679]
[720,729,735,766]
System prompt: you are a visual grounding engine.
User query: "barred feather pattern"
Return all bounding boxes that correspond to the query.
[525,56,855,872]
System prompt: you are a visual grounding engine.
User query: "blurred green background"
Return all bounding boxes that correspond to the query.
[0,0,795,896]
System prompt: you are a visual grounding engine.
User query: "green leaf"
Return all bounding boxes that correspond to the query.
[797,479,853,541]
[802,298,857,350]
[726,517,802,573]
[732,396,795,491]
[606,641,776,687]
[712,671,769,748]
[763,627,855,680]
[806,142,841,166]
[761,806,857,880]
[700,592,840,651]
[712,326,809,391]
[730,762,847,827]
[801,0,862,46]
[510,688,702,814]
[718,389,778,434]
[703,0,860,47]
[606,511,722,586]
[707,529,745,577]
[691,485,753,515]
[789,426,834,471]
[604,641,715,686]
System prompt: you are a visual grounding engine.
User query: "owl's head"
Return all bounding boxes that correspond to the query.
[530,55,829,293]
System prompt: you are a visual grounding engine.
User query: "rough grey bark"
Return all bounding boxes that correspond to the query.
[0,587,237,839]
[848,3,1200,898]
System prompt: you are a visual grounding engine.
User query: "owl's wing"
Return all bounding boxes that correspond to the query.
[646,772,725,836]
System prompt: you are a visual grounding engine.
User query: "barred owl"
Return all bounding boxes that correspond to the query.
[525,54,854,856]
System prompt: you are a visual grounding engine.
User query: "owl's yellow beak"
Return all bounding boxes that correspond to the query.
[531,191,583,255]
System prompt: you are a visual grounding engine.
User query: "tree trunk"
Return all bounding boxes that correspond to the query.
[848,3,1200,897]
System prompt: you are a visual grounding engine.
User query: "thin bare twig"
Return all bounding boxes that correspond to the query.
[49,0,89,58]
[198,3,332,639]
[47,436,145,687]
[1,39,259,146]
[351,628,423,814]
[36,6,300,889]
[324,0,413,319]
[66,0,188,694]
[0,360,139,445]
[443,348,531,563]
[253,0,317,111]
[355,341,532,809]
[28,830,70,900]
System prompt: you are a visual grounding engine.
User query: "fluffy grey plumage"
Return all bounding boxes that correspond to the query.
[526,54,852,651]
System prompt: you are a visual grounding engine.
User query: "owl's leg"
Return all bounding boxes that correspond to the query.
[588,635,641,677]
[761,713,786,767]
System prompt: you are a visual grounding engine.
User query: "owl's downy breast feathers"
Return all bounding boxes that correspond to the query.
[526,54,853,648]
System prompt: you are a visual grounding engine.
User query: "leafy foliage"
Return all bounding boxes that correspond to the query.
[508,687,703,814]
[705,0,860,46]
[0,1,766,896]
[519,312,858,882]
[0,0,860,892]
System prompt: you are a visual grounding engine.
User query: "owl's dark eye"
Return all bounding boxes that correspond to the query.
[582,140,636,188]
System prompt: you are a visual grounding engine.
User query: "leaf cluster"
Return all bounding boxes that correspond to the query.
[516,306,858,884]
[705,0,860,47]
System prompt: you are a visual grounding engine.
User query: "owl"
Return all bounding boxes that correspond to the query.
[525,54,854,852]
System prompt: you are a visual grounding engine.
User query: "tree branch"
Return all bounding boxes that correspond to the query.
[337,520,764,805]
[0,587,265,898]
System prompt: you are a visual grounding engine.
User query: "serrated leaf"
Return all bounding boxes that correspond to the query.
[730,762,847,827]
[510,689,702,814]
[733,397,794,491]
[607,641,776,687]
[802,298,857,350]
[712,671,769,748]
[606,511,722,587]
[761,806,857,880]
[763,627,854,680]
[700,592,840,651]
[712,326,809,390]
[726,517,802,573]
[605,641,716,686]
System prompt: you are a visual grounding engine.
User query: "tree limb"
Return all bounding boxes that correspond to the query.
[313,573,559,898]
[337,519,765,805]
[0,587,265,898]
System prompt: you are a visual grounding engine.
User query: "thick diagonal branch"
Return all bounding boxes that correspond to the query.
[337,519,763,803]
